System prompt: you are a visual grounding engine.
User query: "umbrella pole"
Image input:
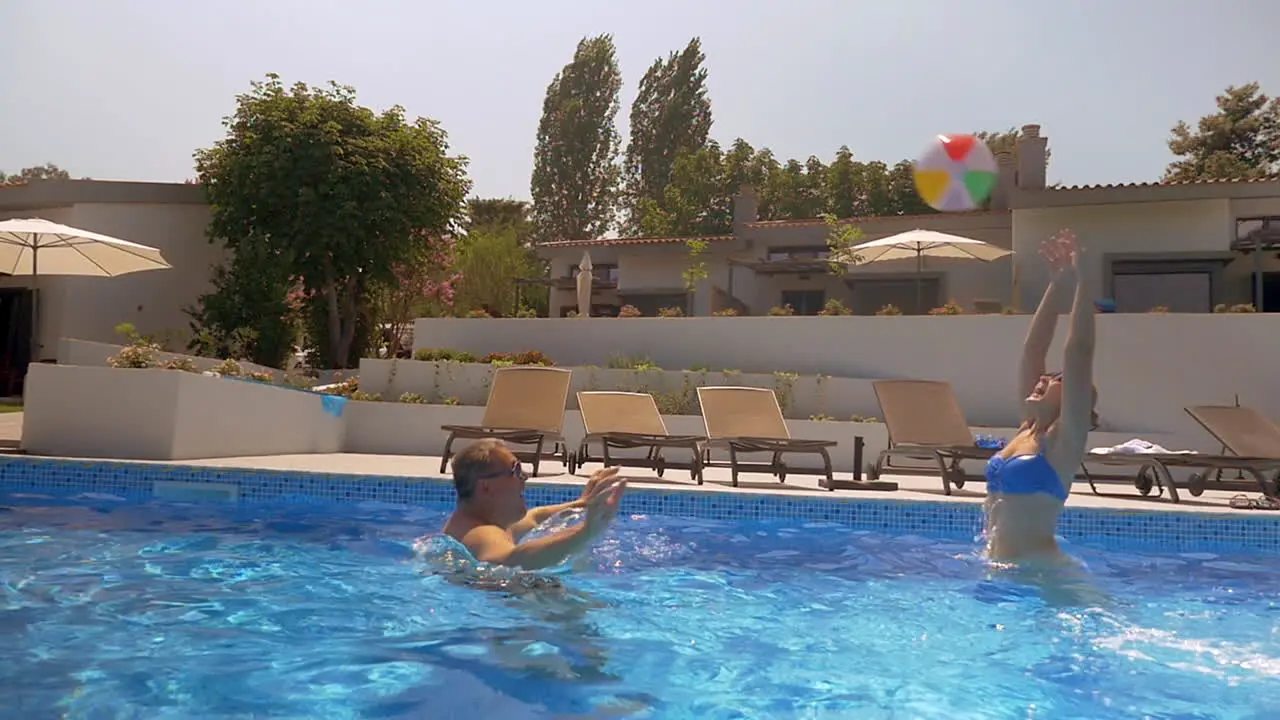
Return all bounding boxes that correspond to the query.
[30,245,40,363]
[915,250,923,314]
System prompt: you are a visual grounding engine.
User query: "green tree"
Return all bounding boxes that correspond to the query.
[193,74,470,369]
[451,224,546,316]
[623,37,713,234]
[637,141,731,236]
[467,197,531,242]
[530,34,623,243]
[0,163,72,185]
[1165,82,1280,182]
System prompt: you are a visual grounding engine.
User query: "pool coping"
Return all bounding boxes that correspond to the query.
[1,455,1278,553]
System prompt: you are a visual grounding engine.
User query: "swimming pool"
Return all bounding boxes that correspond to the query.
[2,475,1279,719]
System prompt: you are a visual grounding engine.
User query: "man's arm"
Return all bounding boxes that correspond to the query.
[509,500,582,541]
[461,522,596,571]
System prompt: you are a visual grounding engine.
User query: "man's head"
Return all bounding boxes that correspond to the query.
[451,438,527,524]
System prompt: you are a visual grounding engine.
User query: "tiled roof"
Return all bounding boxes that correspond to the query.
[538,234,736,248]
[746,209,1010,229]
[1044,177,1278,191]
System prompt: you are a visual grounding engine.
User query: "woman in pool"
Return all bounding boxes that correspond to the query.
[984,229,1097,564]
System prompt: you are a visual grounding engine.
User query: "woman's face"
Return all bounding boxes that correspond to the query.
[1027,372,1064,413]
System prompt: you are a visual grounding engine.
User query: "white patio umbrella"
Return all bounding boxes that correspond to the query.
[831,229,1012,313]
[0,218,172,359]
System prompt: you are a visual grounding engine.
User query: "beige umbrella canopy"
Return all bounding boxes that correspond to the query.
[0,218,172,359]
[831,229,1012,313]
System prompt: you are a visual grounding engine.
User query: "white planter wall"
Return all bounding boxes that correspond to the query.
[23,364,344,461]
[358,359,881,421]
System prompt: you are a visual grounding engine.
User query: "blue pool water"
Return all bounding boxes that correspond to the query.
[2,491,1279,719]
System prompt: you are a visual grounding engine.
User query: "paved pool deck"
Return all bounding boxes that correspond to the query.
[170,452,1277,517]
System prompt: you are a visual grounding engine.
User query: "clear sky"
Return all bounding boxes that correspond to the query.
[2,0,1276,199]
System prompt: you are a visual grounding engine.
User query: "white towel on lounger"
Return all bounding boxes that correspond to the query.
[1088,438,1198,455]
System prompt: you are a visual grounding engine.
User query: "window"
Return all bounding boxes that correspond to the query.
[1235,216,1280,250]
[766,246,830,262]
[849,278,939,315]
[1110,259,1217,313]
[570,264,619,282]
[780,290,825,315]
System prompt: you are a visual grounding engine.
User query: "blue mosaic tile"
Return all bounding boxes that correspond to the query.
[0,456,1276,553]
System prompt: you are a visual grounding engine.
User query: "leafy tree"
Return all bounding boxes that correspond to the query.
[681,238,709,315]
[451,224,547,316]
[467,197,532,242]
[1165,82,1280,182]
[367,236,460,358]
[530,34,623,243]
[623,37,713,234]
[193,74,469,368]
[0,163,72,185]
[186,240,298,368]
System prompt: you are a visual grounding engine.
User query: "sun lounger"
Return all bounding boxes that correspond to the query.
[869,379,997,494]
[1078,406,1280,503]
[439,366,573,477]
[697,386,897,491]
[575,391,705,483]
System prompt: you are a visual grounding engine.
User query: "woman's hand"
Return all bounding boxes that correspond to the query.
[1040,229,1079,280]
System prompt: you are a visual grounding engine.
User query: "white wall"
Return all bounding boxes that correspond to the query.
[413,314,1280,450]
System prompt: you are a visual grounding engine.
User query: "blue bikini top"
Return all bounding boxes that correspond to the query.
[985,452,1068,502]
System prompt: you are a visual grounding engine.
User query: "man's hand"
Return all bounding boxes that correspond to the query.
[583,474,627,535]
[577,466,620,507]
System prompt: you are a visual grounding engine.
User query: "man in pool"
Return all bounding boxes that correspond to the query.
[443,438,627,570]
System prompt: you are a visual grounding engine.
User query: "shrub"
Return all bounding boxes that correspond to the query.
[211,358,245,377]
[928,301,964,316]
[1149,306,1170,314]
[617,305,642,318]
[465,309,491,318]
[398,392,427,403]
[108,343,160,369]
[321,375,361,397]
[350,390,382,401]
[161,357,200,373]
[818,299,852,316]
[246,371,274,382]
[514,307,538,318]
[414,348,478,363]
[875,304,903,316]
[442,396,462,405]
[767,304,795,316]
[565,310,580,318]
[656,306,684,318]
[1214,303,1257,313]
[711,308,740,317]
[512,350,554,366]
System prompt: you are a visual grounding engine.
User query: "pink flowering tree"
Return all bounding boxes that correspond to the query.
[370,233,462,357]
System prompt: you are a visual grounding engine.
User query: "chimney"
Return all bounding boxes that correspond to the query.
[990,150,1016,209]
[733,185,758,227]
[1015,124,1047,191]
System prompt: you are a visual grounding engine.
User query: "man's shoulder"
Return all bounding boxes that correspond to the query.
[444,513,509,543]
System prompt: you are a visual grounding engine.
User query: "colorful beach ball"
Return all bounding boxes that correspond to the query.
[913,134,998,212]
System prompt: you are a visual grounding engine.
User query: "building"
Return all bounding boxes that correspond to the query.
[536,125,1280,317]
[1011,178,1280,313]
[0,180,221,382]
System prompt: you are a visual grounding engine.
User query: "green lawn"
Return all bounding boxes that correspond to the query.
[0,405,22,413]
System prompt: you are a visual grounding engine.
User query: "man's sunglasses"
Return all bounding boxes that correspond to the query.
[475,460,527,483]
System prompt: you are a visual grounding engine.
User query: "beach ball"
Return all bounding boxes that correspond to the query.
[913,134,998,212]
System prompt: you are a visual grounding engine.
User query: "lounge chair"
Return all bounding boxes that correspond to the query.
[575,391,705,483]
[868,379,997,494]
[697,386,897,491]
[439,366,573,477]
[1080,405,1280,503]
